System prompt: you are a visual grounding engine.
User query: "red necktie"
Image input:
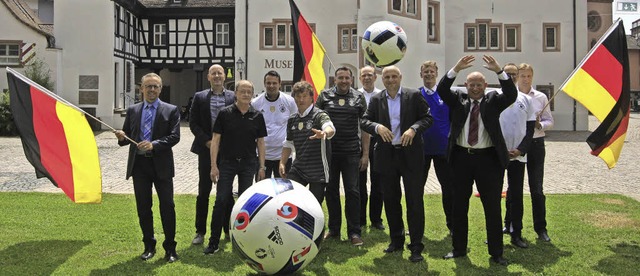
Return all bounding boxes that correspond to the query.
[468,100,479,146]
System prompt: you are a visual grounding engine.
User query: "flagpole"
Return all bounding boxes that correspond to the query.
[6,67,139,145]
[540,18,623,114]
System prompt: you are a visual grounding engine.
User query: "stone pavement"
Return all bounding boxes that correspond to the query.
[1,115,639,201]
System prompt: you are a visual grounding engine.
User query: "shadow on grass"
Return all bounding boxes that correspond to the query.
[593,242,640,275]
[0,240,90,275]
[508,240,572,273]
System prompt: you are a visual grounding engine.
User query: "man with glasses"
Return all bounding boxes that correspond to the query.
[115,73,181,263]
[189,64,236,245]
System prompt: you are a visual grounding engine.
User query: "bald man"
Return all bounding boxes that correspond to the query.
[436,55,516,266]
[361,66,432,263]
[189,64,236,245]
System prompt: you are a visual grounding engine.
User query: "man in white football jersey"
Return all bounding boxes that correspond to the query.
[251,71,298,178]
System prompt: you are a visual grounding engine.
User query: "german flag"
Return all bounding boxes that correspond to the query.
[289,0,327,99]
[6,68,102,203]
[561,19,630,169]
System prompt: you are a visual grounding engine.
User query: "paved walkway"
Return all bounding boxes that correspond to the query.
[1,115,639,201]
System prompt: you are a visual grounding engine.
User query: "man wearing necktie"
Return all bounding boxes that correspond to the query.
[115,73,181,263]
[437,55,517,266]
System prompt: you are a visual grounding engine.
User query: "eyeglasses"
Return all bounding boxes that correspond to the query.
[144,84,161,89]
[507,73,518,77]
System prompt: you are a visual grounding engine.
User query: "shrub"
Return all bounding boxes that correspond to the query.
[0,91,18,136]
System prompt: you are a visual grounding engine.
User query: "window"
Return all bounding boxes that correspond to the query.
[153,24,167,47]
[260,20,316,50]
[536,84,555,111]
[504,24,521,51]
[388,0,421,19]
[464,20,503,52]
[277,24,287,47]
[0,42,21,65]
[338,24,358,53]
[216,23,229,46]
[543,23,560,52]
[427,1,440,43]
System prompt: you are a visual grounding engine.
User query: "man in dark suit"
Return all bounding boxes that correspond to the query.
[361,66,432,263]
[437,55,516,266]
[115,73,181,263]
[189,64,236,245]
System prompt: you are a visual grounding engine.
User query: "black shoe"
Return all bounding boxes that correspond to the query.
[383,244,404,253]
[409,251,424,262]
[203,243,220,255]
[510,237,529,248]
[443,251,466,259]
[372,222,386,230]
[502,227,510,234]
[538,231,551,242]
[490,255,509,266]
[140,249,156,261]
[164,250,179,263]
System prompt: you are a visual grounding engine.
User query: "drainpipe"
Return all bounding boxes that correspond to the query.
[573,0,577,131]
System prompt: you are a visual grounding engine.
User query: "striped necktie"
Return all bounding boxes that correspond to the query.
[142,105,154,141]
[468,100,479,146]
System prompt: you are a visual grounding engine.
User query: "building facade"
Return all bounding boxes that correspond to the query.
[2,0,623,130]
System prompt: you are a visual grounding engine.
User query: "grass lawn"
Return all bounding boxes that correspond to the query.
[0,192,639,275]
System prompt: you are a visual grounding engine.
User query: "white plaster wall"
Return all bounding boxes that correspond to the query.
[54,0,115,128]
[444,0,589,130]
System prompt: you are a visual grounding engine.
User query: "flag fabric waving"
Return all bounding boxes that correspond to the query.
[289,0,328,98]
[6,67,102,203]
[560,18,630,169]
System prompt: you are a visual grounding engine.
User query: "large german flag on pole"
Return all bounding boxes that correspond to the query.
[6,67,102,203]
[560,18,630,169]
[290,0,328,99]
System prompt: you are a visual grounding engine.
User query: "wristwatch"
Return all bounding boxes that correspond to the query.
[260,166,266,171]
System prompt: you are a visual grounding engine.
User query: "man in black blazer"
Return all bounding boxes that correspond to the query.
[115,73,181,263]
[437,55,516,266]
[361,66,432,263]
[189,64,236,245]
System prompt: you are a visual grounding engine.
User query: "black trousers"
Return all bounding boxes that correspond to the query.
[380,148,425,253]
[450,147,504,257]
[208,157,256,247]
[423,154,454,231]
[358,140,383,225]
[132,156,176,251]
[504,160,526,237]
[527,138,547,233]
[263,159,291,179]
[326,154,361,236]
[287,171,326,205]
[195,152,231,235]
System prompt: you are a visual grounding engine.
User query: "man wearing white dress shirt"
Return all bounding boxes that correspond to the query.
[357,66,385,230]
[517,63,554,242]
[499,63,536,249]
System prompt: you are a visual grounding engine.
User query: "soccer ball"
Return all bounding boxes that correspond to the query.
[230,178,325,275]
[362,21,408,67]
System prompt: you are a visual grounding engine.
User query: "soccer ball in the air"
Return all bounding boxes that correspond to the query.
[362,21,408,67]
[230,178,325,275]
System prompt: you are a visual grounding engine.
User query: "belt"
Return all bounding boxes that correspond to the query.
[136,151,153,157]
[392,144,403,150]
[455,145,494,155]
